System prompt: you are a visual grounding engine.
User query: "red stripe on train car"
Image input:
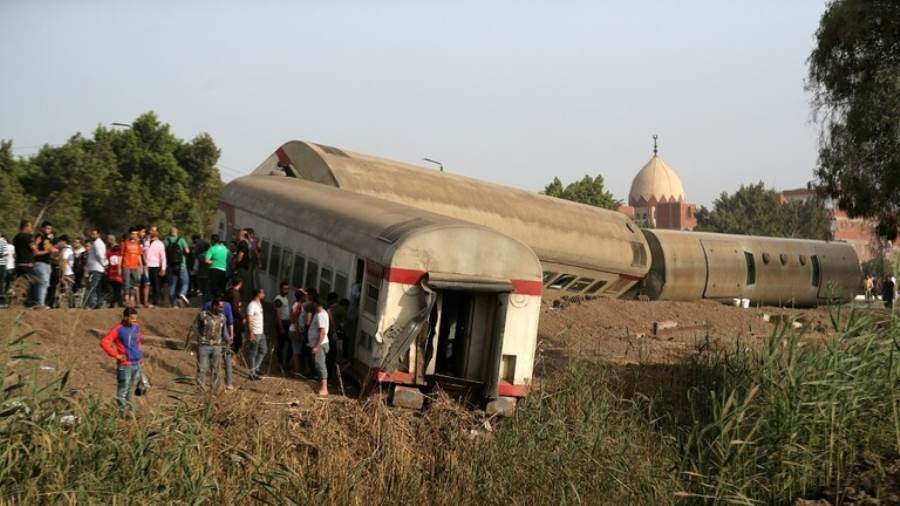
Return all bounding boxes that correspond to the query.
[375,369,415,384]
[385,266,541,296]
[275,147,292,166]
[510,279,542,296]
[385,267,427,285]
[498,382,529,397]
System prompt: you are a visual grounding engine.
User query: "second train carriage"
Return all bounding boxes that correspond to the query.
[252,140,652,301]
[642,229,861,306]
[218,176,543,411]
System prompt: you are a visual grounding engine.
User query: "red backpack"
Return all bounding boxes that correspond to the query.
[106,248,123,284]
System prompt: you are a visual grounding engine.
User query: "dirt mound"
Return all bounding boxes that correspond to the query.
[539,298,837,365]
[0,308,333,408]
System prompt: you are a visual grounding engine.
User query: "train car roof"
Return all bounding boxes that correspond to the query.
[222,176,541,278]
[643,228,859,251]
[251,140,650,277]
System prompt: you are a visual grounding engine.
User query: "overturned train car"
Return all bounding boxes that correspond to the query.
[254,140,861,307]
[642,229,860,306]
[253,140,652,302]
[218,176,543,412]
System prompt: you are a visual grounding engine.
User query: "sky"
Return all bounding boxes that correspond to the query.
[0,0,828,207]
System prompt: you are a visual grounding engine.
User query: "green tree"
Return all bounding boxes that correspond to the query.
[0,141,35,234]
[808,0,900,239]
[696,182,832,239]
[2,112,222,238]
[543,174,620,210]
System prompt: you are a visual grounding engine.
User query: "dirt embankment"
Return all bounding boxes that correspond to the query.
[1,298,845,403]
[539,298,840,365]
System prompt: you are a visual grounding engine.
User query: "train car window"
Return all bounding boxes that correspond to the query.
[280,249,293,283]
[363,277,381,316]
[744,252,756,285]
[292,255,306,288]
[584,280,608,295]
[548,274,576,290]
[542,271,559,285]
[319,267,334,295]
[762,253,771,265]
[259,240,270,271]
[567,277,594,292]
[335,272,349,297]
[268,244,282,277]
[306,260,319,289]
[799,255,807,266]
[811,255,821,287]
[779,253,788,265]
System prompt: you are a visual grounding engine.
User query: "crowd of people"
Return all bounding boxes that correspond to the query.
[863,272,896,309]
[0,219,354,410]
[0,219,214,310]
[101,280,351,410]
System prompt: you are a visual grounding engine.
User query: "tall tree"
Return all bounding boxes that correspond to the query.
[808,0,900,239]
[543,174,620,210]
[695,182,832,239]
[0,141,35,234]
[2,112,222,238]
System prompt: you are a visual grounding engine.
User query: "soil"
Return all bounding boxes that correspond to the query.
[1,298,843,404]
[539,298,839,365]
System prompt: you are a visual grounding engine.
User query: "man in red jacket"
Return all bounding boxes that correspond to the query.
[100,307,143,411]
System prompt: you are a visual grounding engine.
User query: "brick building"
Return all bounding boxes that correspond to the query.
[778,188,892,263]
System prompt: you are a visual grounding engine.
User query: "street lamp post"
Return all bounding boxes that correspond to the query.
[423,157,443,172]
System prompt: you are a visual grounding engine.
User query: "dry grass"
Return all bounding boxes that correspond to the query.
[0,307,897,505]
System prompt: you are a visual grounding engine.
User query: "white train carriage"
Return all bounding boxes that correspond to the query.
[218,176,543,411]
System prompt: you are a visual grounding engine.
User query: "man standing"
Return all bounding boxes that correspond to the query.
[121,229,144,308]
[201,297,236,391]
[191,234,209,299]
[13,220,34,278]
[30,221,54,308]
[308,296,330,396]
[228,278,245,366]
[246,288,267,380]
[142,225,166,307]
[0,233,8,303]
[185,299,228,391]
[99,307,143,411]
[136,225,150,307]
[71,237,86,292]
[234,230,253,302]
[84,229,108,309]
[883,276,895,310]
[165,227,191,307]
[273,281,292,367]
[205,235,228,298]
[55,235,75,308]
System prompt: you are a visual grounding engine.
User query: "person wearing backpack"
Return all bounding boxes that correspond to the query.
[165,226,191,308]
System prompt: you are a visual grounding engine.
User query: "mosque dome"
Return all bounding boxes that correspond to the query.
[628,137,686,207]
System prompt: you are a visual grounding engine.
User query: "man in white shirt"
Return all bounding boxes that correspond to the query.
[56,235,75,308]
[245,288,267,380]
[84,228,108,309]
[307,296,330,396]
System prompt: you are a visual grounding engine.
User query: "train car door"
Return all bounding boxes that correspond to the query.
[700,239,746,299]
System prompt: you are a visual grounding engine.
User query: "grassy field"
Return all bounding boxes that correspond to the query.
[0,307,897,505]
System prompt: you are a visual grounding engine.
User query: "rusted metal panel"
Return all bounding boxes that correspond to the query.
[701,239,745,299]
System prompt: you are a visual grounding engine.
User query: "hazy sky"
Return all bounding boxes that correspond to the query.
[0,0,827,206]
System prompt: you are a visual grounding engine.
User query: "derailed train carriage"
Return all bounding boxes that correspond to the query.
[218,176,543,413]
[251,140,861,307]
